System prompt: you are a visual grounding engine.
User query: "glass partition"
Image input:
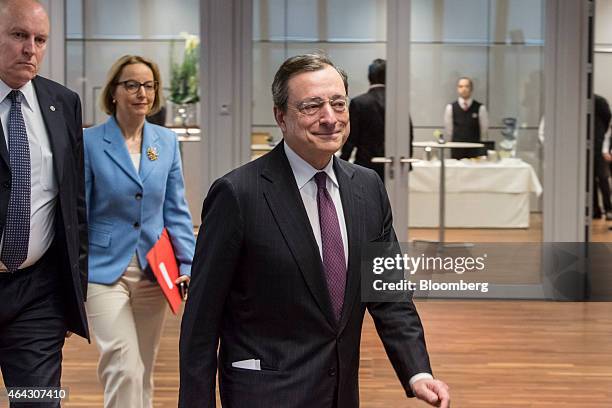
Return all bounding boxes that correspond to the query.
[408,0,545,242]
[251,0,387,159]
[65,0,200,127]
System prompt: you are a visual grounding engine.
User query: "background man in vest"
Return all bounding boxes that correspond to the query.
[443,76,489,159]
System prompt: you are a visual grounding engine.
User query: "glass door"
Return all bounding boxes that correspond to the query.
[251,0,388,160]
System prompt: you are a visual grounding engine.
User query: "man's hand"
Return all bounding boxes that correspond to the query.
[412,378,450,407]
[603,152,612,162]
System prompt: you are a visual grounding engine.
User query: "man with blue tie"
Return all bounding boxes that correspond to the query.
[0,0,88,401]
[180,53,450,408]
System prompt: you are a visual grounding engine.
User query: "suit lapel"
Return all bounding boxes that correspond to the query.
[0,117,8,169]
[334,158,365,334]
[34,78,69,184]
[139,121,159,183]
[102,117,142,186]
[261,143,337,330]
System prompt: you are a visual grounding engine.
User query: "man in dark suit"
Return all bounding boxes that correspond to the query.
[339,59,413,181]
[593,94,612,219]
[180,54,449,408]
[0,0,88,398]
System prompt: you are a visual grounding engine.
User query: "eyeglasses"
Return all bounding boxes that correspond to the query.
[292,96,349,116]
[116,80,158,94]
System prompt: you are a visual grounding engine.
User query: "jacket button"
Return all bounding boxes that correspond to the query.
[328,368,336,377]
[2,181,10,188]
[133,222,140,228]
[135,192,143,200]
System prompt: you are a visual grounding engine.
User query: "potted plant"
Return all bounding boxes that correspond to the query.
[170,32,199,126]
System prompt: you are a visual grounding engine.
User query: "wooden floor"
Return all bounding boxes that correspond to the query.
[2,215,612,407]
[3,301,607,407]
[409,213,612,243]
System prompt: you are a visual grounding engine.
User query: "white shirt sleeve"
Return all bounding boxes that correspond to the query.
[409,372,434,389]
[603,126,611,154]
[479,104,489,139]
[538,116,545,144]
[443,104,453,139]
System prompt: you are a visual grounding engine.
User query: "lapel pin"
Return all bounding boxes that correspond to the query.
[50,105,56,112]
[146,146,158,161]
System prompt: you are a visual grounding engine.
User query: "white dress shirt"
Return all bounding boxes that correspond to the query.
[128,152,142,269]
[0,78,58,270]
[283,142,433,388]
[443,97,489,140]
[284,142,348,266]
[603,126,611,154]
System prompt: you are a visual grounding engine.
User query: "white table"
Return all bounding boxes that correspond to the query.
[408,158,543,228]
[411,141,484,242]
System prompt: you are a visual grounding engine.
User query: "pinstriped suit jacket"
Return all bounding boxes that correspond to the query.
[179,141,432,408]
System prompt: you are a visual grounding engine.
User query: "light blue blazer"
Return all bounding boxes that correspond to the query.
[84,116,195,284]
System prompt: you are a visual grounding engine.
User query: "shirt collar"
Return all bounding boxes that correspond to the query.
[0,78,35,113]
[458,96,473,107]
[369,84,385,90]
[283,141,338,190]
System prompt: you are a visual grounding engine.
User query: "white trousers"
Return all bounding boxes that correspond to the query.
[86,266,167,408]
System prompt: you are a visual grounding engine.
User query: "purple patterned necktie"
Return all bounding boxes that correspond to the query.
[314,172,346,322]
[1,91,31,272]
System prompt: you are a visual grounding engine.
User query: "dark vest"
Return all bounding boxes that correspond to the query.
[451,100,481,159]
[451,100,481,142]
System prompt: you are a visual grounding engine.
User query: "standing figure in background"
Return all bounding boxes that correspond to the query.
[340,58,413,181]
[593,94,612,220]
[444,76,489,159]
[0,0,89,399]
[84,55,195,408]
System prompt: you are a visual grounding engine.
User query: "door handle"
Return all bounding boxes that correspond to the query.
[371,157,419,164]
[370,157,394,178]
[371,157,393,163]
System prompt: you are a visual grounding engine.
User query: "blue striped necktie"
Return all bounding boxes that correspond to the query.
[1,90,31,272]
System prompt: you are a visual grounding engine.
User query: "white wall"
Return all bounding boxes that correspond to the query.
[65,0,200,125]
[252,0,387,142]
[595,0,612,102]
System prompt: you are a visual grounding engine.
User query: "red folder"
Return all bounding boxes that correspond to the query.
[146,228,182,315]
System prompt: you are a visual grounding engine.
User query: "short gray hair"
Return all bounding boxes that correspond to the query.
[272,53,348,112]
[457,76,474,89]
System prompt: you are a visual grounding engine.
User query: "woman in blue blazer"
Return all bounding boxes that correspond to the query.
[84,55,195,408]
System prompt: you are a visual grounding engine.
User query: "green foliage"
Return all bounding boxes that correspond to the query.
[169,34,199,104]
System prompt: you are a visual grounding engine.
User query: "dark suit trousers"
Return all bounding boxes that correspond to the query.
[0,251,67,407]
[593,156,612,214]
